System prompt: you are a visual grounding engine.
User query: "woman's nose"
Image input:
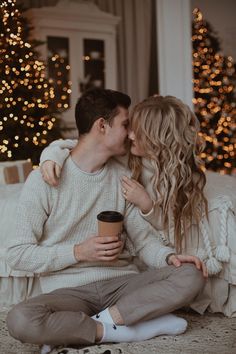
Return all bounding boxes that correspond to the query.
[128,130,135,140]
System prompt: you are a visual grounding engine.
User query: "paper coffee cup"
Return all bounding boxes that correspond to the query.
[97,211,124,238]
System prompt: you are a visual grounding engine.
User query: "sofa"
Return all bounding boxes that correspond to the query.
[0,171,236,316]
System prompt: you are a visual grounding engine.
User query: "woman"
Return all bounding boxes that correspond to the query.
[40,95,236,316]
[123,95,208,255]
[121,96,233,274]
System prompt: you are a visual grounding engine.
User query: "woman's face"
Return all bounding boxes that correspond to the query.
[128,129,145,157]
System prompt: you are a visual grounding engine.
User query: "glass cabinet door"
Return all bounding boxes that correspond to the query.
[80,39,105,92]
[27,1,119,132]
[38,31,116,130]
[47,36,71,111]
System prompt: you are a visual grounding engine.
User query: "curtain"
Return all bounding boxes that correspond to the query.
[19,0,155,104]
[94,0,153,104]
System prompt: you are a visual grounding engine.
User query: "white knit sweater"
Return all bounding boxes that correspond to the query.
[6,156,173,293]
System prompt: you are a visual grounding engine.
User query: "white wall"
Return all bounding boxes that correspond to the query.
[156,0,193,108]
[191,0,236,60]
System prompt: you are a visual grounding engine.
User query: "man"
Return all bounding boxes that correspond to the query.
[6,89,206,350]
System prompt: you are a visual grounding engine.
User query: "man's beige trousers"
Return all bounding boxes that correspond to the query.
[7,264,204,346]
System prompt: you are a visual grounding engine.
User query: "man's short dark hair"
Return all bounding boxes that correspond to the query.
[75,88,131,135]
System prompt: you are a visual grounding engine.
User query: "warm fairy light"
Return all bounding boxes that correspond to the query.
[48,52,71,111]
[192,8,236,174]
[0,0,61,164]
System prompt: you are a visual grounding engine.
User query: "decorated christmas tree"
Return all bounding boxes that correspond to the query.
[0,0,61,165]
[192,8,236,174]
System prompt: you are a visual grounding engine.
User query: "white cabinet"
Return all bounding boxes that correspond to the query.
[27,0,120,131]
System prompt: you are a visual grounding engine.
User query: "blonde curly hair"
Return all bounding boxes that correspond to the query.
[129,95,208,253]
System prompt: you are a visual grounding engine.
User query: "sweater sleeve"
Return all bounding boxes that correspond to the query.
[6,170,77,274]
[124,202,175,268]
[40,139,78,168]
[139,203,164,230]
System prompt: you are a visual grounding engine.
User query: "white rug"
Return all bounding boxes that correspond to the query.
[1,310,236,354]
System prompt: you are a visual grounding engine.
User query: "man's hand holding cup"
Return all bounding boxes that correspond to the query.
[74,211,124,262]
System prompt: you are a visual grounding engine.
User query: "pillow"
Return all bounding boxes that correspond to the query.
[205,171,236,209]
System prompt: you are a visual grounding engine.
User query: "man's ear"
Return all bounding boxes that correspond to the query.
[95,117,107,133]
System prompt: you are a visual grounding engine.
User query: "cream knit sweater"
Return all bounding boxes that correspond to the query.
[6,156,173,293]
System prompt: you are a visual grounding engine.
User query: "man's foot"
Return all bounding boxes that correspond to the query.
[92,309,187,343]
[92,307,114,324]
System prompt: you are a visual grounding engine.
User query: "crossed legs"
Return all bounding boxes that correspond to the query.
[7,264,205,346]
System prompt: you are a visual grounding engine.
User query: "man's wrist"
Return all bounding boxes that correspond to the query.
[165,253,177,265]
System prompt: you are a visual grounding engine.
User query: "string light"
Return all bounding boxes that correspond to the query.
[0,0,61,165]
[192,8,236,174]
[48,53,71,112]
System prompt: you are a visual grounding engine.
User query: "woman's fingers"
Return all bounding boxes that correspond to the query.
[55,164,62,179]
[41,161,59,186]
[122,176,136,187]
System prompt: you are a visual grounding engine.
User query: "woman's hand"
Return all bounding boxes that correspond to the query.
[40,160,62,186]
[121,176,153,214]
[167,254,208,278]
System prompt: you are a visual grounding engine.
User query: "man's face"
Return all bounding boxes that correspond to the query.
[104,106,129,156]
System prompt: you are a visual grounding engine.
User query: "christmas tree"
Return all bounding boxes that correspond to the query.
[192,8,236,174]
[0,0,61,165]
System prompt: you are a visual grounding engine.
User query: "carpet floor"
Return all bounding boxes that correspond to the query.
[1,310,236,354]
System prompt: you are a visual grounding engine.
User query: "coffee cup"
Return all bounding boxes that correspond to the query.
[97,211,124,238]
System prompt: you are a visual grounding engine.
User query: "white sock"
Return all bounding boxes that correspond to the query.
[92,308,114,324]
[92,309,187,343]
[40,344,52,354]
